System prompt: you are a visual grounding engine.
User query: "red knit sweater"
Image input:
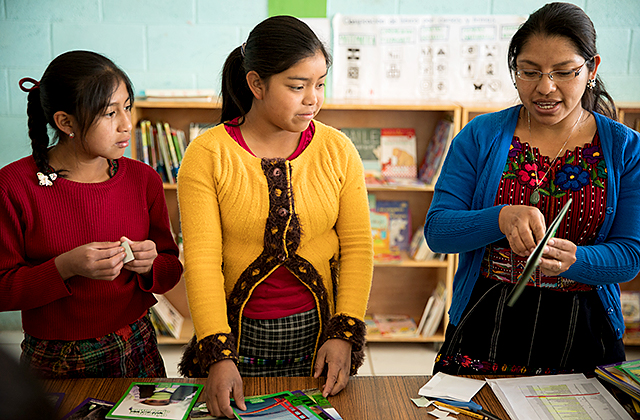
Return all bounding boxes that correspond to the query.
[0,156,183,340]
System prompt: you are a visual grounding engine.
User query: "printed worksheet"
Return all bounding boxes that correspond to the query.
[332,14,526,102]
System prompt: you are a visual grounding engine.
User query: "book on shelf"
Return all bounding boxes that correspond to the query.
[408,226,437,262]
[340,127,382,176]
[106,382,203,420]
[421,280,446,337]
[418,119,455,186]
[189,122,217,141]
[140,89,217,102]
[370,314,418,338]
[136,120,189,184]
[149,294,185,339]
[622,291,640,340]
[380,128,417,179]
[375,200,411,252]
[370,210,400,262]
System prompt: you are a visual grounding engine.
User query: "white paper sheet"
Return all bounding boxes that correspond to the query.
[418,372,485,402]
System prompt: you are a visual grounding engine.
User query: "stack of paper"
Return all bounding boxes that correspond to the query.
[418,372,485,402]
[487,373,633,420]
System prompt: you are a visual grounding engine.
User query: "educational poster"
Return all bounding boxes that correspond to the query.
[332,14,527,102]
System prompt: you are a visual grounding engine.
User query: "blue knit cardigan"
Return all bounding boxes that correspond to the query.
[425,105,640,339]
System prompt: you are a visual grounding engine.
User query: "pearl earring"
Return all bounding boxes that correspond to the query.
[69,132,75,138]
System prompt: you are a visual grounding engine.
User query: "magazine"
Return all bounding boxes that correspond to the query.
[62,398,114,420]
[232,391,326,420]
[106,382,203,420]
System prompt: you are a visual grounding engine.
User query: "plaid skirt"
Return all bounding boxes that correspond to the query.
[434,276,625,376]
[238,308,320,377]
[21,313,166,379]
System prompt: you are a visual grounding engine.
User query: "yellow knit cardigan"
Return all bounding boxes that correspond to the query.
[176,120,373,376]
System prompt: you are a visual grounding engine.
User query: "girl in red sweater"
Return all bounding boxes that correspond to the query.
[0,50,183,378]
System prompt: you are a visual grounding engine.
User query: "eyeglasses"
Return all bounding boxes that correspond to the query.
[515,57,594,82]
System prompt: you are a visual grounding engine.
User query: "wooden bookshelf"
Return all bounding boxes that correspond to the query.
[132,98,462,344]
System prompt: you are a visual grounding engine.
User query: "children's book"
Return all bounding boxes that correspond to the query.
[408,226,437,261]
[418,119,454,185]
[375,200,411,252]
[370,210,394,261]
[380,128,417,179]
[618,360,640,385]
[297,389,342,420]
[46,392,65,413]
[155,121,175,184]
[106,382,203,420]
[188,402,226,419]
[371,314,418,337]
[231,391,325,420]
[340,127,382,175]
[422,281,447,337]
[62,397,114,420]
[189,122,217,141]
[150,294,185,339]
[621,291,640,340]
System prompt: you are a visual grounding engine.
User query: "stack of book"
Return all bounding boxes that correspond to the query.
[134,120,188,184]
[341,118,455,189]
[416,280,447,337]
[596,359,640,413]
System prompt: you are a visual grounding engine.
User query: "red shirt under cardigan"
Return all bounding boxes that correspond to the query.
[225,121,316,319]
[0,156,183,341]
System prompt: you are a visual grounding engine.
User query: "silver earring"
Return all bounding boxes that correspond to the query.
[587,79,596,90]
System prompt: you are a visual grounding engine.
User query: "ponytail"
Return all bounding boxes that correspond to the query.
[25,89,52,173]
[220,47,253,125]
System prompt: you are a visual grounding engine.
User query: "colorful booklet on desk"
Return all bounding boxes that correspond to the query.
[106,382,203,420]
[62,397,114,420]
[231,390,339,420]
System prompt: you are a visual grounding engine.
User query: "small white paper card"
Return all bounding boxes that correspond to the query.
[121,241,135,264]
[418,372,485,402]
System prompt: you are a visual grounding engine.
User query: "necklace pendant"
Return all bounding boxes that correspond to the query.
[529,190,540,205]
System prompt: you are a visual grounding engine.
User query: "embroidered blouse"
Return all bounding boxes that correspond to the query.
[481,132,607,291]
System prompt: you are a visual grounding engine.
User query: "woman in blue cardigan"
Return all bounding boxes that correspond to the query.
[425,2,640,375]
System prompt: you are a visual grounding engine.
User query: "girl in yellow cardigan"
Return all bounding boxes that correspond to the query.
[177,15,373,418]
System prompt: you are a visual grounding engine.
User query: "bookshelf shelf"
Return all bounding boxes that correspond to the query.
[132,98,462,346]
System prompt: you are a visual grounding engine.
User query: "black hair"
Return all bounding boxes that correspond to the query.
[220,15,331,124]
[507,2,617,120]
[23,50,135,173]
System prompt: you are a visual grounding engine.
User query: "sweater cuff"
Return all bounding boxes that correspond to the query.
[323,314,367,375]
[178,333,238,377]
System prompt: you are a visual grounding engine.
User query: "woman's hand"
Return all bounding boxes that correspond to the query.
[539,238,577,276]
[313,338,352,397]
[204,359,245,418]
[499,205,547,257]
[54,241,125,281]
[120,236,157,276]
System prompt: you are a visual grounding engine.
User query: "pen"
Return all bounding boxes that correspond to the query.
[432,400,487,420]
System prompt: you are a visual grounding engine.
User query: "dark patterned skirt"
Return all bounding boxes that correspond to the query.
[21,313,166,379]
[238,308,320,377]
[434,276,625,375]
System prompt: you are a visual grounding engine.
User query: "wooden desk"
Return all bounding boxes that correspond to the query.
[42,375,511,420]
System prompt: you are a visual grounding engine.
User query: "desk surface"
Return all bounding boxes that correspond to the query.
[42,375,511,420]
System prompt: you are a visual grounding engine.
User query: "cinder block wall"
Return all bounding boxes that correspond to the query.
[0,0,639,327]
